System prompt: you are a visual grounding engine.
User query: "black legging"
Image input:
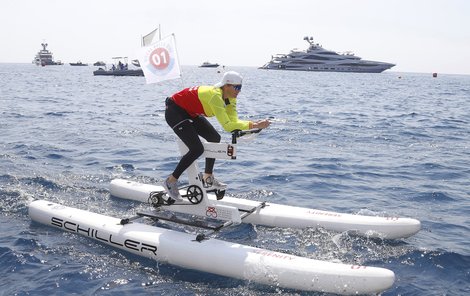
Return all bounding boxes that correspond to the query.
[165,98,221,179]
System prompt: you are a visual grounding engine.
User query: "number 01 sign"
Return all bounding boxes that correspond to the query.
[149,47,170,70]
[137,34,181,84]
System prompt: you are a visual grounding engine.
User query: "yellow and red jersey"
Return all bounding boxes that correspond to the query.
[171,86,251,132]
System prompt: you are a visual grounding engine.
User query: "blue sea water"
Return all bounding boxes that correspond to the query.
[1,63,469,295]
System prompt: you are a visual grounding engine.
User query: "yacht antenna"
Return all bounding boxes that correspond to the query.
[304,36,314,45]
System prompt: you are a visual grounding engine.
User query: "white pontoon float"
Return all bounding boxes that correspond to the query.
[29,199,395,294]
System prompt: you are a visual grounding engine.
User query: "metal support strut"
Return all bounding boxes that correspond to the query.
[194,201,266,242]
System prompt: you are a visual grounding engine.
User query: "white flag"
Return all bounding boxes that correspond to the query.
[137,34,181,84]
[142,28,158,47]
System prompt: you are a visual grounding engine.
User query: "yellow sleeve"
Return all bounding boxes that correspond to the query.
[225,98,252,129]
[208,96,251,132]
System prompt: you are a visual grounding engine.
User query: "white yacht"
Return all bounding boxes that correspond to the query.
[33,42,62,66]
[260,36,395,73]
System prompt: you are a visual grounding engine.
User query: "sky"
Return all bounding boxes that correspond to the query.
[1,0,469,75]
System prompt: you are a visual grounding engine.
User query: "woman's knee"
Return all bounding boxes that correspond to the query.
[192,142,205,158]
[206,132,221,143]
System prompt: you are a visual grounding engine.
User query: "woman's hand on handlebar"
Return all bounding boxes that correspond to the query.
[253,119,271,129]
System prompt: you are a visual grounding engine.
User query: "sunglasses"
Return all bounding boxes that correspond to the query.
[230,84,242,91]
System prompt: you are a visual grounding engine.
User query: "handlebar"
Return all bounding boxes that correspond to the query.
[231,128,262,144]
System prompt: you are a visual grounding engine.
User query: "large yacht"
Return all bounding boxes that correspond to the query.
[260,36,394,73]
[33,42,62,66]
